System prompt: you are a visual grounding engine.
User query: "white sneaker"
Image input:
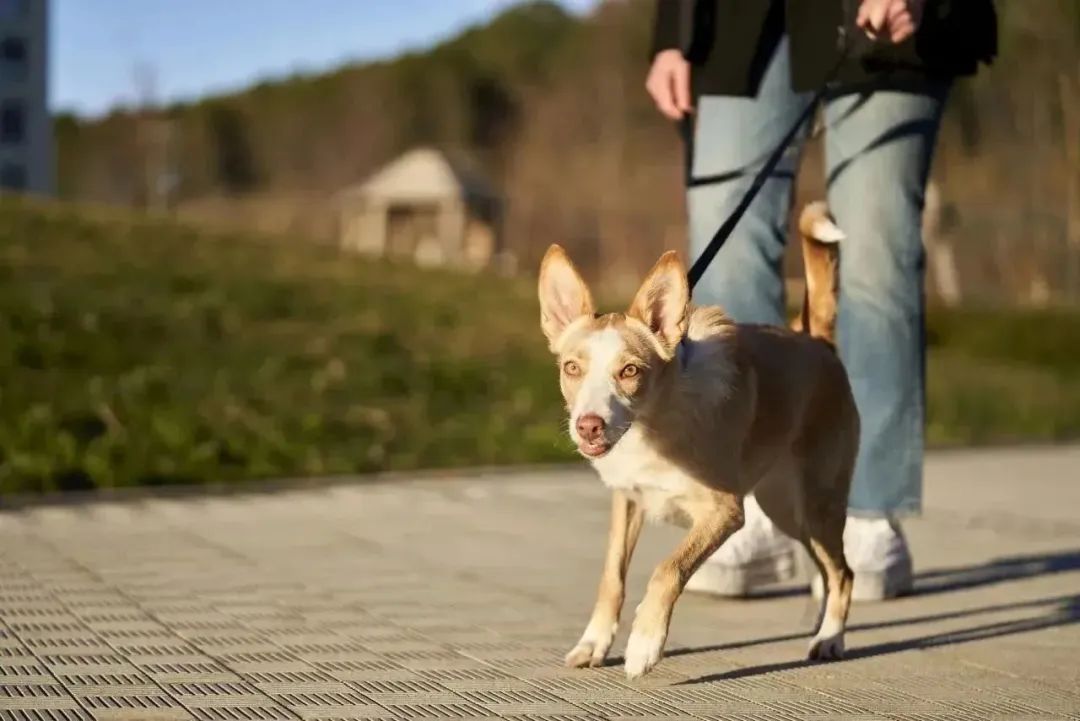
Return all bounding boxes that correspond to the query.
[811,516,913,601]
[685,495,797,597]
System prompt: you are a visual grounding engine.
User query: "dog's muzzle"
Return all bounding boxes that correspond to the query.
[575,413,612,457]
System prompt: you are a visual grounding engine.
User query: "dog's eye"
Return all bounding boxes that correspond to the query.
[563,360,581,376]
[619,364,639,379]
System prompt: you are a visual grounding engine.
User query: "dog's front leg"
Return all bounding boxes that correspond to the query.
[565,490,644,668]
[624,492,743,679]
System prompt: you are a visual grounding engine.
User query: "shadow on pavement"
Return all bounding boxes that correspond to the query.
[745,548,1080,600]
[604,550,1080,679]
[913,548,1080,595]
[674,592,1080,684]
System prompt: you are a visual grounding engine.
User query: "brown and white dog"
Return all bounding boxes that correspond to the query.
[537,202,859,679]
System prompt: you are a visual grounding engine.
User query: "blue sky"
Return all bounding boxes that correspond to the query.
[51,0,595,117]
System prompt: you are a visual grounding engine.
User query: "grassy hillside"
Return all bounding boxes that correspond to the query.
[1,200,1079,494]
[926,309,1080,446]
[0,200,569,494]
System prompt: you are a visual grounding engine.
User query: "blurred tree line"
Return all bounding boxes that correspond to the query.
[53,0,1080,302]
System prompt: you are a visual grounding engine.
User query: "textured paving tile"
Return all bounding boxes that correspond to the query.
[2,446,1080,720]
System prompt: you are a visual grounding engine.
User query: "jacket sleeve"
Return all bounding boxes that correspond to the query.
[650,0,682,57]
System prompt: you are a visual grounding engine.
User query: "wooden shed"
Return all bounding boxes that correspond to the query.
[338,148,504,270]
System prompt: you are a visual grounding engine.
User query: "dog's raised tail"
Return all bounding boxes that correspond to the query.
[792,202,843,347]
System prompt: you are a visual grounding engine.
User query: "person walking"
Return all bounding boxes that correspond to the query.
[645,0,996,600]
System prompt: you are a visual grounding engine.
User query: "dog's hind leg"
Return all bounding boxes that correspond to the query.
[802,483,853,661]
[565,490,644,668]
[755,463,852,661]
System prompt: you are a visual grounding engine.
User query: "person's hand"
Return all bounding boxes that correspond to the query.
[856,0,925,44]
[646,49,692,121]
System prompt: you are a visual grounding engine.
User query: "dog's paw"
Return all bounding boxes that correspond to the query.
[564,638,610,668]
[807,632,845,661]
[623,628,665,679]
[564,622,616,668]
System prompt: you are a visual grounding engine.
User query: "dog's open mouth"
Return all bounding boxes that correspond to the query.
[577,440,612,458]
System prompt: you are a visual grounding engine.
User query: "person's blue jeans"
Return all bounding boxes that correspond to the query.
[688,37,947,516]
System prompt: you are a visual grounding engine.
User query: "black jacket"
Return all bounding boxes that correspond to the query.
[651,0,998,98]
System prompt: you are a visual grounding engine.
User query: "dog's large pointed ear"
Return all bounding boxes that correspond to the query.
[627,251,689,357]
[538,244,595,349]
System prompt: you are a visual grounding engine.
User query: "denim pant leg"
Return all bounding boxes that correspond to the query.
[824,88,948,516]
[689,38,812,324]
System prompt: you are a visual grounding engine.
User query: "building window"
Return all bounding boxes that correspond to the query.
[1,99,24,144]
[1,36,27,81]
[0,162,26,191]
[0,0,29,20]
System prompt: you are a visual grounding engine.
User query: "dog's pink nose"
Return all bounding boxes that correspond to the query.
[576,414,606,442]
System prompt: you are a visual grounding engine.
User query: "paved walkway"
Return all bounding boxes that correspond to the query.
[1,446,1079,721]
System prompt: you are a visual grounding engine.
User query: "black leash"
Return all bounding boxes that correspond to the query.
[684,34,853,291]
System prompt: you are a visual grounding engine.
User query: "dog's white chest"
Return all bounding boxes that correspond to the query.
[591,427,694,524]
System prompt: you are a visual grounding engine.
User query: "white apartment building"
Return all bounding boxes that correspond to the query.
[0,0,50,194]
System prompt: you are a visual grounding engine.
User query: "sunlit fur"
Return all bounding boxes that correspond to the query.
[537,204,859,679]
